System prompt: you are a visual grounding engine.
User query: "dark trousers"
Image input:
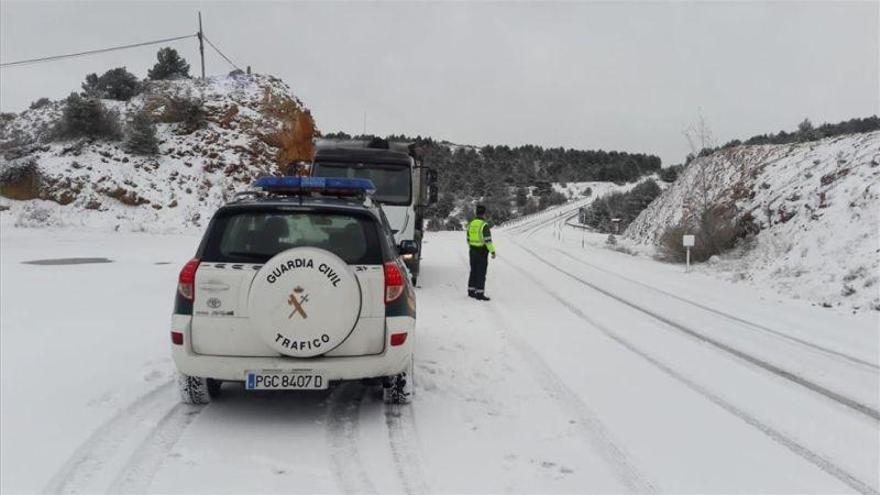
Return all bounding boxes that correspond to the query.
[468,246,489,292]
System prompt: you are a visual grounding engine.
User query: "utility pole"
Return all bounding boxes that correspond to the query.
[198,12,205,79]
[363,111,367,136]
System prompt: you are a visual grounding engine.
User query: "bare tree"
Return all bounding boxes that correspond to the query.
[681,111,720,226]
[665,111,740,260]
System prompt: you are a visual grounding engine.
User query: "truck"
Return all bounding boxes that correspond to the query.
[311,139,438,284]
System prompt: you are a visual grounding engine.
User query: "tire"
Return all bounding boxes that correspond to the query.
[177,373,212,405]
[383,356,414,405]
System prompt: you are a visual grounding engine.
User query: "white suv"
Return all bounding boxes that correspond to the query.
[170,177,416,405]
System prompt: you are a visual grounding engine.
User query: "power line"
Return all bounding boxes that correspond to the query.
[0,33,197,69]
[202,35,242,72]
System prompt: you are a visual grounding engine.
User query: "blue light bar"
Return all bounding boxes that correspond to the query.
[252,176,376,196]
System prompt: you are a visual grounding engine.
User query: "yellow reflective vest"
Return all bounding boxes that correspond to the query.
[467,218,495,253]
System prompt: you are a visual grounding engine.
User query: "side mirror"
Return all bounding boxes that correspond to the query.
[429,186,439,205]
[398,240,419,255]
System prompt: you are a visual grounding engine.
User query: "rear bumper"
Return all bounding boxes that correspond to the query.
[171,315,414,382]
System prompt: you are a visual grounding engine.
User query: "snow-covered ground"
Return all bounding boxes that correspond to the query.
[2,212,878,493]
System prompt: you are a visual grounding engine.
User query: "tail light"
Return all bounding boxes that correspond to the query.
[171,331,184,345]
[178,258,200,300]
[390,332,408,346]
[384,261,405,303]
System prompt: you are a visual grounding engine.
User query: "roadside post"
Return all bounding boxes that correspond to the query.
[683,234,695,272]
[611,218,621,235]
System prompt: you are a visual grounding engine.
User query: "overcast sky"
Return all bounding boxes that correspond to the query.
[1,1,877,164]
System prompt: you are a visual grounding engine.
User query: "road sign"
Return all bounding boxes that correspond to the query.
[682,234,694,272]
[682,235,695,247]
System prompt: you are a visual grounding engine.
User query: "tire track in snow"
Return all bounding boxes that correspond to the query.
[325,382,378,495]
[516,242,880,422]
[44,379,177,494]
[385,403,430,495]
[503,256,879,495]
[106,403,203,494]
[551,246,878,371]
[484,303,658,494]
[454,250,655,493]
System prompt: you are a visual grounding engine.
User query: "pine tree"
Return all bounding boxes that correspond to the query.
[56,93,122,140]
[147,47,191,80]
[797,118,816,141]
[125,111,159,155]
[82,67,141,101]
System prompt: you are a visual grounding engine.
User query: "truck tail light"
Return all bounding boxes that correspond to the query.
[384,261,404,303]
[178,258,200,300]
[171,331,184,345]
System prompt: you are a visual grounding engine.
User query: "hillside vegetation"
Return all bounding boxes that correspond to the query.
[625,131,880,311]
[0,74,317,231]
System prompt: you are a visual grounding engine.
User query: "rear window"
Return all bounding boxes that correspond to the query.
[201,208,383,265]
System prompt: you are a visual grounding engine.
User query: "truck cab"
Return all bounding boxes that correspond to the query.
[311,140,437,284]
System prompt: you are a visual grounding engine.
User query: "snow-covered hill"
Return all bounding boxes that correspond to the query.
[0,74,316,232]
[625,132,880,311]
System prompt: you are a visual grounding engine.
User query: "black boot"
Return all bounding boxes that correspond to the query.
[468,288,476,298]
[474,292,491,301]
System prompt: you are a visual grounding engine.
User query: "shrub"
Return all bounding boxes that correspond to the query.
[0,159,41,200]
[55,93,122,140]
[147,47,191,80]
[160,96,205,134]
[659,204,738,262]
[82,67,141,101]
[125,110,159,155]
[29,97,52,110]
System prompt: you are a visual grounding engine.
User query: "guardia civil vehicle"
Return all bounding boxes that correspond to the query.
[311,139,437,284]
[170,177,416,405]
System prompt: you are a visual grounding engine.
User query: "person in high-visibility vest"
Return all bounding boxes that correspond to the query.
[467,204,496,301]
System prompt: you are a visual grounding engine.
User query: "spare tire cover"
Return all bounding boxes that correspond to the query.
[249,247,361,357]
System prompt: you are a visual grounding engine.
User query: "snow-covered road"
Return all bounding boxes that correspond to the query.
[2,211,878,494]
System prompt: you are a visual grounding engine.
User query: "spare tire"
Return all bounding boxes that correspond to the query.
[249,247,361,358]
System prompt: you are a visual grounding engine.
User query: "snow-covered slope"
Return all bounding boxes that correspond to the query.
[625,132,880,311]
[0,74,316,232]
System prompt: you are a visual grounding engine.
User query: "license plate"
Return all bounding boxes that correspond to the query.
[245,371,327,390]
